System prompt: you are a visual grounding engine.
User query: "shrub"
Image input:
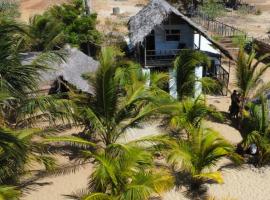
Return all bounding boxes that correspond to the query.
[0,0,20,19]
[199,0,225,20]
[25,0,102,52]
[255,9,262,15]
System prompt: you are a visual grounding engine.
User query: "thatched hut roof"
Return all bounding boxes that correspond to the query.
[128,0,235,60]
[22,48,99,93]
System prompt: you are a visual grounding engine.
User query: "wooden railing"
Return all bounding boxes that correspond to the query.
[206,64,229,96]
[144,49,229,95]
[191,11,246,37]
[145,49,181,67]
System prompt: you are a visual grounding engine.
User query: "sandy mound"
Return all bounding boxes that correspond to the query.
[208,165,270,200]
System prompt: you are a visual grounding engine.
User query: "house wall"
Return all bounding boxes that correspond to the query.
[153,23,194,54]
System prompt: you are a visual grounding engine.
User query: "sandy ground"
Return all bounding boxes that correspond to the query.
[19,0,145,23]
[22,119,270,200]
[219,11,270,39]
[217,0,270,38]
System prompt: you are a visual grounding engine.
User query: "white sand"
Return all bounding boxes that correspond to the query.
[23,120,270,200]
[208,165,270,200]
[22,162,92,200]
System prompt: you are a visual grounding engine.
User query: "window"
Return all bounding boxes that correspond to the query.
[165,29,180,41]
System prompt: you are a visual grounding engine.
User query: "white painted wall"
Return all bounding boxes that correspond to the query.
[195,66,203,98]
[142,68,151,87]
[153,23,194,55]
[169,68,177,99]
[194,33,220,54]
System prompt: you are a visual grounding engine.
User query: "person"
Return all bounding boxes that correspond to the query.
[235,92,241,118]
[229,90,238,118]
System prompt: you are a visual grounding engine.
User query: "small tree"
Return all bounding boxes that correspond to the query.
[79,144,174,200]
[173,50,217,100]
[166,125,240,189]
[241,95,270,166]
[235,48,270,116]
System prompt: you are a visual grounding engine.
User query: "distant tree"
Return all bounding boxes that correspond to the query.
[22,0,101,52]
[0,0,20,20]
[199,0,225,19]
[24,14,65,51]
[48,0,101,48]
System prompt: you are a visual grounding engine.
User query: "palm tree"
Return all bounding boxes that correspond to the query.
[165,125,239,186]
[24,14,65,51]
[66,144,173,200]
[0,125,57,184]
[47,47,173,147]
[0,20,53,96]
[235,48,270,115]
[241,95,270,166]
[0,19,63,191]
[0,19,66,125]
[165,95,223,130]
[173,50,218,100]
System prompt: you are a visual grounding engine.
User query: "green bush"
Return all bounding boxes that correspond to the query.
[49,0,102,45]
[199,0,225,20]
[25,0,102,51]
[0,0,20,19]
[231,34,251,48]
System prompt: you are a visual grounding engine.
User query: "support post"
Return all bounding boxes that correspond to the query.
[144,39,147,67]
[198,33,201,50]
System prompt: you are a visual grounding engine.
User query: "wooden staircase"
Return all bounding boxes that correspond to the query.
[218,36,240,59]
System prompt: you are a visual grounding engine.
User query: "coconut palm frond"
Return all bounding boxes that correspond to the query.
[0,185,21,200]
[166,126,237,182]
[194,171,223,183]
[44,136,96,148]
[174,50,210,100]
[82,193,113,200]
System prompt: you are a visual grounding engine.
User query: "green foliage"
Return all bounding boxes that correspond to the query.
[255,9,262,15]
[199,0,225,20]
[0,18,65,192]
[241,96,270,166]
[24,14,65,51]
[0,0,20,20]
[231,34,250,48]
[48,47,173,147]
[22,0,101,51]
[236,5,253,15]
[49,0,100,48]
[166,125,239,184]
[0,185,21,200]
[166,96,223,130]
[212,34,222,42]
[235,48,270,110]
[81,144,173,200]
[173,50,211,100]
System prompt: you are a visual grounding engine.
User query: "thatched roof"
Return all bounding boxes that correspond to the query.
[128,0,235,60]
[22,48,99,93]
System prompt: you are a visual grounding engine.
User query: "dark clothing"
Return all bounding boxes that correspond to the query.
[230,92,240,118]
